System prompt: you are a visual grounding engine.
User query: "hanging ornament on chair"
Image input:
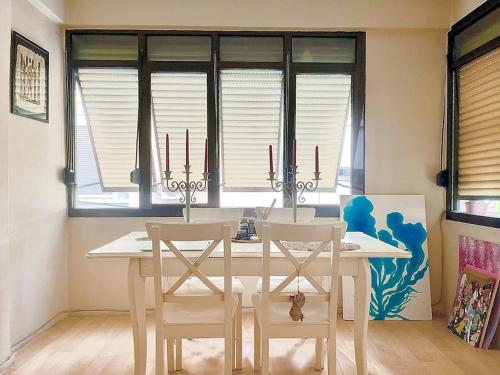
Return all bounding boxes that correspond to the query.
[289,264,306,322]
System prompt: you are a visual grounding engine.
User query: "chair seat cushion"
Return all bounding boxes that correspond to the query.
[173,277,244,295]
[252,294,329,324]
[256,276,330,294]
[164,295,239,325]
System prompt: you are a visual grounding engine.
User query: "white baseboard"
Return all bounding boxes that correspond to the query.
[0,354,15,374]
[10,311,69,354]
[0,311,69,374]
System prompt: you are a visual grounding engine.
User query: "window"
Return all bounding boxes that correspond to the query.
[151,72,208,204]
[294,74,352,204]
[66,31,365,217]
[74,68,139,208]
[447,2,500,228]
[219,69,284,207]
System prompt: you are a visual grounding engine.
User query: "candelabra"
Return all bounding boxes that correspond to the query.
[163,165,210,223]
[268,166,321,223]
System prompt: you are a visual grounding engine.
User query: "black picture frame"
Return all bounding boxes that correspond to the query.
[10,31,49,123]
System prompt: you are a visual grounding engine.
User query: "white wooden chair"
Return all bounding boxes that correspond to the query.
[252,222,342,375]
[262,207,316,223]
[183,207,244,222]
[146,221,243,374]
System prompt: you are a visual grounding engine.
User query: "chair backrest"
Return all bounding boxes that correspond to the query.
[260,222,342,310]
[263,207,316,223]
[183,208,244,223]
[146,221,238,316]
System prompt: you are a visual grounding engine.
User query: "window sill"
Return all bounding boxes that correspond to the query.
[446,211,500,229]
[68,204,341,218]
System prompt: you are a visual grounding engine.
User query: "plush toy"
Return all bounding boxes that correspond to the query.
[289,291,306,322]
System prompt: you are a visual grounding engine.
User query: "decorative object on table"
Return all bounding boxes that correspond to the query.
[455,236,500,349]
[163,130,209,223]
[447,265,499,348]
[10,31,49,122]
[232,218,261,243]
[263,198,277,220]
[268,140,320,223]
[341,195,432,321]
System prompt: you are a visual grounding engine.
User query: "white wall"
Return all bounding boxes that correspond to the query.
[65,0,451,29]
[365,29,447,312]
[0,0,13,367]
[440,0,500,319]
[450,0,487,23]
[66,0,449,314]
[0,0,68,357]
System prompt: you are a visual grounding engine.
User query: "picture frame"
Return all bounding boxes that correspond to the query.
[10,31,49,123]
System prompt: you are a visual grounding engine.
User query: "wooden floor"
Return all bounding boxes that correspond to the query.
[3,312,499,375]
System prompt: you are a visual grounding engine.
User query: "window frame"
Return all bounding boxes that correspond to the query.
[446,1,500,228]
[65,30,365,217]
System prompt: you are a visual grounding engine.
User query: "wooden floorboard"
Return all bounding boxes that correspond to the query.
[3,313,499,375]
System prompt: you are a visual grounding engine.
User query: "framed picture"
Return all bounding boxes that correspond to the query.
[10,31,49,122]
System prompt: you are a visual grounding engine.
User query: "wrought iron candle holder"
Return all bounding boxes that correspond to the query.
[163,165,210,223]
[268,166,321,223]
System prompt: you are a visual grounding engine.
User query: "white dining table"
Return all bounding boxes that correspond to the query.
[87,231,410,375]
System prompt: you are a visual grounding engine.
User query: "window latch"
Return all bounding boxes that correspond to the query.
[130,168,141,184]
[64,168,75,186]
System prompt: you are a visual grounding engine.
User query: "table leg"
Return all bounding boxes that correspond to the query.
[354,258,370,375]
[128,258,147,375]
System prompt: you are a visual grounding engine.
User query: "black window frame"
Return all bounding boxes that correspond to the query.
[65,30,366,217]
[446,1,500,229]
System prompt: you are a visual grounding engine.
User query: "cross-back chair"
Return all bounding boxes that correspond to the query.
[252,222,343,375]
[183,207,244,222]
[146,221,242,374]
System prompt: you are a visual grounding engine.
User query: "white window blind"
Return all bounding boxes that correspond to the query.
[458,47,500,197]
[295,74,351,189]
[220,70,284,190]
[77,68,139,191]
[151,72,208,188]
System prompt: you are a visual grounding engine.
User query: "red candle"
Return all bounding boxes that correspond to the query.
[185,129,190,166]
[204,138,208,173]
[292,139,297,168]
[268,145,274,173]
[165,133,170,171]
[315,145,319,173]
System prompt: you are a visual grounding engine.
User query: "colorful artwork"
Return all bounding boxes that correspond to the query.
[459,236,500,277]
[341,195,432,320]
[447,265,499,348]
[456,236,500,349]
[10,32,49,122]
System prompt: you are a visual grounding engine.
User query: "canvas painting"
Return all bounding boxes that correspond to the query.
[341,195,432,320]
[447,265,499,348]
[457,236,500,349]
[10,32,49,122]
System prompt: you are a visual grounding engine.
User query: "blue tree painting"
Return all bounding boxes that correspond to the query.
[343,196,429,320]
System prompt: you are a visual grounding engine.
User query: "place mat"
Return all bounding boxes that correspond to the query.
[282,241,360,252]
[232,238,262,243]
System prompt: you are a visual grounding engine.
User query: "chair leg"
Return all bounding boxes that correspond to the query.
[232,316,236,370]
[166,339,174,373]
[224,323,233,375]
[261,334,270,375]
[156,333,165,375]
[175,338,182,371]
[327,335,336,375]
[315,338,324,370]
[253,310,261,371]
[236,294,243,370]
